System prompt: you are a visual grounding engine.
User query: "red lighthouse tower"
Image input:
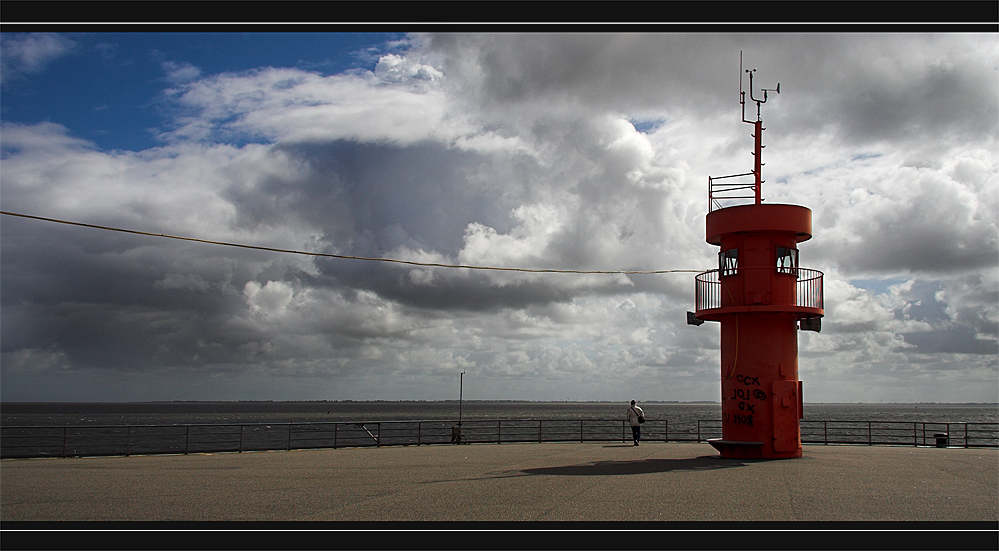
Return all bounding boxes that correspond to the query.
[688,62,824,459]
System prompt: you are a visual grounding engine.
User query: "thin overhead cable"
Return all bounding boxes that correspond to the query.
[0,211,703,275]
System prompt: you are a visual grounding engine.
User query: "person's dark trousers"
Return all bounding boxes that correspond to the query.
[631,425,641,445]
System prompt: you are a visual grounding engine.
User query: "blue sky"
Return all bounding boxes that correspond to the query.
[2,33,404,151]
[1,32,996,403]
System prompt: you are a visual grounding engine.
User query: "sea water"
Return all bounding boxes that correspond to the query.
[2,401,996,427]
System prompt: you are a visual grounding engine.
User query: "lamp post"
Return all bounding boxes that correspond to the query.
[459,371,465,426]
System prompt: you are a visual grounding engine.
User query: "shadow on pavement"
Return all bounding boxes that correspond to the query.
[490,456,751,478]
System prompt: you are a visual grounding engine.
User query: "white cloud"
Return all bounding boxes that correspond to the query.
[244,280,294,317]
[2,33,996,402]
[161,60,202,83]
[374,53,442,82]
[161,66,460,146]
[0,33,76,83]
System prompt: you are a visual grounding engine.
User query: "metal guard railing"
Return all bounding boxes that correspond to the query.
[708,173,756,212]
[1,419,995,458]
[695,267,823,312]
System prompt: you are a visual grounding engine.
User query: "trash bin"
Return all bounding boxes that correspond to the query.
[934,433,948,448]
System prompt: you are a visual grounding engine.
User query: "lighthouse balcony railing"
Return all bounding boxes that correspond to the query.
[708,173,756,212]
[695,267,824,312]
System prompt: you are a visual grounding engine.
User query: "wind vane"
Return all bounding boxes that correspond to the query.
[741,52,780,205]
[707,52,781,211]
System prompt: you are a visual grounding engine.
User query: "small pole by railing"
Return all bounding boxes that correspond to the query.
[62,427,68,458]
[538,420,543,443]
[868,422,872,445]
[126,425,131,456]
[334,423,339,449]
[239,425,244,453]
[825,421,829,445]
[965,423,969,448]
[697,420,701,442]
[287,423,293,451]
[377,423,381,447]
[185,425,191,455]
[498,420,502,444]
[913,422,917,447]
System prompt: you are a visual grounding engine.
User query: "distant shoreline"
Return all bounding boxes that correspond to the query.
[2,400,996,406]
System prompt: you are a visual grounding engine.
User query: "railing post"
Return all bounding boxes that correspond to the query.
[580,420,583,442]
[126,425,131,456]
[287,423,293,451]
[417,422,422,446]
[697,420,701,443]
[824,421,828,445]
[238,425,244,453]
[913,423,917,447]
[538,420,542,443]
[377,423,381,446]
[185,425,190,455]
[62,427,68,458]
[965,423,969,448]
[497,420,502,444]
[868,422,872,445]
[334,423,338,449]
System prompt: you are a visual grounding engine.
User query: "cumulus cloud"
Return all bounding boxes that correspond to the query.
[374,53,442,82]
[1,33,996,402]
[0,33,76,84]
[161,60,202,83]
[160,60,457,146]
[803,148,998,275]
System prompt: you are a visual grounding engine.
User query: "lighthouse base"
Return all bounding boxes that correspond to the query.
[707,439,802,460]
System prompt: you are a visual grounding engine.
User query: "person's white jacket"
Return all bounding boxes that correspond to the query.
[627,405,645,427]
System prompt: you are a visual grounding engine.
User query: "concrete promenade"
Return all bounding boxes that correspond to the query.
[2,441,996,523]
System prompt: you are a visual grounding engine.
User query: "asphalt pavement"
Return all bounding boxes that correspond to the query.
[2,441,996,522]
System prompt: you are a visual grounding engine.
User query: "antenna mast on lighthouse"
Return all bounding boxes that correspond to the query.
[706,53,781,212]
[740,51,780,205]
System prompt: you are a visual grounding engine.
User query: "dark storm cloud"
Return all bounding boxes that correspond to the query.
[425,33,743,115]
[425,33,997,148]
[901,326,999,356]
[253,140,513,256]
[303,259,654,313]
[0,216,270,371]
[302,263,578,312]
[225,139,598,311]
[833,49,998,144]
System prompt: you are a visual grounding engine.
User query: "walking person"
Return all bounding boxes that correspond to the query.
[627,400,645,446]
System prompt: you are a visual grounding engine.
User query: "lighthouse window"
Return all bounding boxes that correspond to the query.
[776,247,798,275]
[719,249,738,277]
